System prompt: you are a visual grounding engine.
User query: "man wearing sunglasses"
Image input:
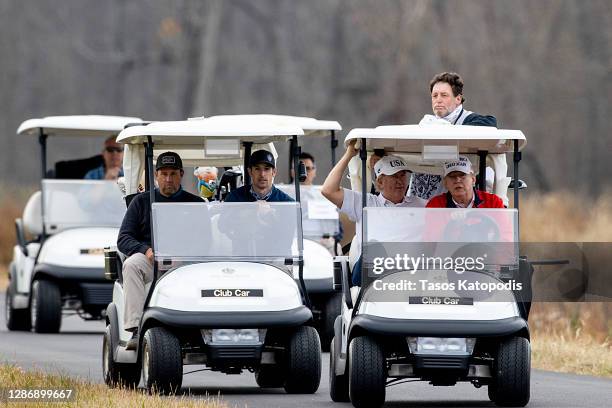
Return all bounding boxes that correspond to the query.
[84,136,124,180]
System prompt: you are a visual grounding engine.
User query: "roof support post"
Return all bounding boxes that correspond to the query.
[477,150,488,191]
[243,142,252,186]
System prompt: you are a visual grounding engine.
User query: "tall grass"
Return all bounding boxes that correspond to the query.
[0,183,36,266]
[0,363,226,408]
[520,191,612,342]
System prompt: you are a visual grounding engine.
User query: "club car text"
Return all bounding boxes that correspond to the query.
[409,296,473,305]
[201,289,264,298]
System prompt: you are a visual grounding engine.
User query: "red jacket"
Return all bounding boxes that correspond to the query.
[426,189,504,208]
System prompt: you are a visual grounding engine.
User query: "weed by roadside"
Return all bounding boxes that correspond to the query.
[0,363,226,408]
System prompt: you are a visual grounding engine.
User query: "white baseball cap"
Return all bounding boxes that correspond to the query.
[374,155,411,178]
[443,155,473,176]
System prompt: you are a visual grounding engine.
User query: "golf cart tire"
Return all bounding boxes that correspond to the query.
[283,326,321,394]
[31,279,62,333]
[348,336,386,408]
[489,336,531,407]
[5,266,31,331]
[102,325,140,389]
[255,365,285,388]
[329,337,350,402]
[142,327,183,395]
[321,292,342,352]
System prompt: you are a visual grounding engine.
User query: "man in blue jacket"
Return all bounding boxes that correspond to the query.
[224,150,293,202]
[117,151,201,349]
[222,150,295,256]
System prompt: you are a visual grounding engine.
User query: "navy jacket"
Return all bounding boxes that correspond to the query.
[117,188,202,256]
[224,185,294,202]
[463,113,497,127]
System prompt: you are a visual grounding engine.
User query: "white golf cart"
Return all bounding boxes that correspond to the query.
[6,115,141,333]
[329,124,532,407]
[102,117,321,394]
[209,114,345,350]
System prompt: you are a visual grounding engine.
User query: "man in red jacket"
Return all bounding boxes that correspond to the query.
[426,155,504,208]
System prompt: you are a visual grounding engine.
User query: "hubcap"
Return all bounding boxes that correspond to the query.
[142,339,150,385]
[103,330,110,378]
[5,290,11,323]
[30,282,38,329]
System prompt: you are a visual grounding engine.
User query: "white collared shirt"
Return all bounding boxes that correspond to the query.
[452,196,475,208]
[340,188,425,262]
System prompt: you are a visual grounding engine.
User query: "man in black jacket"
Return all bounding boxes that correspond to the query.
[428,71,497,126]
[410,72,499,200]
[117,151,201,349]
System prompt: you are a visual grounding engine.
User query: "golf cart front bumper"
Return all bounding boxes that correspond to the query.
[34,263,107,281]
[142,305,313,329]
[33,263,112,306]
[349,315,528,339]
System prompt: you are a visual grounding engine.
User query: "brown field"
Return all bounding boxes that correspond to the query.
[0,189,610,376]
[0,363,225,408]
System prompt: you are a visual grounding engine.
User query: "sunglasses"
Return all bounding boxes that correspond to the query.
[105,147,124,153]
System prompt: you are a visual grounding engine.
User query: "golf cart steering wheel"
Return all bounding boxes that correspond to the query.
[442,211,501,242]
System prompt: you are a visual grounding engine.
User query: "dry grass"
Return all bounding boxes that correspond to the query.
[0,183,35,291]
[530,302,612,377]
[0,265,7,292]
[519,191,612,242]
[518,192,612,377]
[531,332,612,378]
[0,363,226,407]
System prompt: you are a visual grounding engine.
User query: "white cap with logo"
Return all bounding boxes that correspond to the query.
[443,155,473,176]
[374,155,411,178]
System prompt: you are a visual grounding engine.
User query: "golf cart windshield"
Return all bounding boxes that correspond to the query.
[42,179,126,232]
[276,185,340,239]
[361,207,519,302]
[152,202,302,262]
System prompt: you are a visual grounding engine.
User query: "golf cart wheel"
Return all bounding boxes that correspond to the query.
[489,336,531,407]
[329,337,350,402]
[283,326,322,394]
[348,336,385,408]
[255,365,285,388]
[31,279,62,333]
[102,325,140,388]
[321,292,342,352]
[142,327,183,395]
[5,267,31,331]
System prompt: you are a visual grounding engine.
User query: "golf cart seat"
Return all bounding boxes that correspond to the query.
[218,168,242,201]
[23,191,43,237]
[54,154,104,179]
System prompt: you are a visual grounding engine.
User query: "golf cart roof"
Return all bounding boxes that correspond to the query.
[345,124,526,154]
[206,114,341,136]
[117,117,305,146]
[17,115,143,137]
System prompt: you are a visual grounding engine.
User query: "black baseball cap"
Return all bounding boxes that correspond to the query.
[156,151,183,170]
[249,150,275,168]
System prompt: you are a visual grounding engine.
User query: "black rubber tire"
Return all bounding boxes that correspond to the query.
[321,292,342,352]
[102,325,141,388]
[283,326,322,394]
[255,365,285,388]
[489,336,531,407]
[31,279,62,333]
[329,337,350,402]
[142,327,183,395]
[348,336,386,408]
[5,266,31,331]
